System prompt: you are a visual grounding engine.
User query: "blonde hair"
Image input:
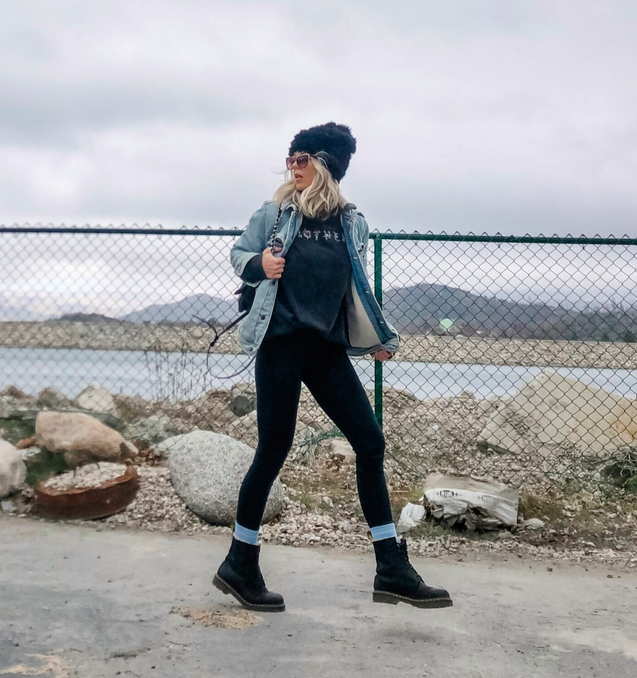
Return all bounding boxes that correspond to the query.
[272,151,349,220]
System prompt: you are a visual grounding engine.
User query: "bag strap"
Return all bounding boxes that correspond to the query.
[196,202,285,378]
[266,203,284,251]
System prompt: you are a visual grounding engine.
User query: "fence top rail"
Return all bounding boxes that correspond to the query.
[0,226,245,236]
[1,225,636,246]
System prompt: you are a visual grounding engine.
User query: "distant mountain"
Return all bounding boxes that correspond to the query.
[383,283,637,341]
[78,284,637,342]
[56,312,120,323]
[119,293,239,325]
[384,283,568,332]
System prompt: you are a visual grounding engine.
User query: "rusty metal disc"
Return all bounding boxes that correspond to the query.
[35,463,139,521]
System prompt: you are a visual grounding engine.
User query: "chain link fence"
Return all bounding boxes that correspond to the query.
[1,225,637,493]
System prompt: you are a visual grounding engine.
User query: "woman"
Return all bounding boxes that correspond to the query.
[214,122,452,612]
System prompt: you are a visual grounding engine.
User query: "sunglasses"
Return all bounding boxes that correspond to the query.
[285,153,315,170]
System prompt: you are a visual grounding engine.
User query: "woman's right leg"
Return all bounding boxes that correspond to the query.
[234,331,304,537]
[214,331,303,612]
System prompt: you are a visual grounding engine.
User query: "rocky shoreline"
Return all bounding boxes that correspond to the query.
[6,459,636,571]
[2,320,637,368]
[3,375,637,570]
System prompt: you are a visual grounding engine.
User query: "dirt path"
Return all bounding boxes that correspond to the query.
[1,515,636,677]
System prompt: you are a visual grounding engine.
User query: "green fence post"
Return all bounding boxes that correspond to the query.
[373,235,383,430]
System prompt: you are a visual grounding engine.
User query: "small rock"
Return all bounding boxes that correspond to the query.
[228,382,257,417]
[522,518,546,530]
[42,462,127,491]
[37,387,71,409]
[1,499,16,513]
[125,415,180,447]
[2,385,28,399]
[325,439,356,462]
[73,382,116,414]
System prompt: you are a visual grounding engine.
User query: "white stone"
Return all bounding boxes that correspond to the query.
[522,518,546,530]
[323,438,356,461]
[397,502,426,533]
[0,440,27,498]
[42,461,127,490]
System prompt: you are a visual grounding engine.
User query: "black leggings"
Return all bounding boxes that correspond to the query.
[236,328,394,531]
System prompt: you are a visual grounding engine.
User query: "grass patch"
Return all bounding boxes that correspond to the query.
[518,490,569,523]
[298,490,317,511]
[24,448,70,486]
[602,447,637,493]
[0,418,35,445]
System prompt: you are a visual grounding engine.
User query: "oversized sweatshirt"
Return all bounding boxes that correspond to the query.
[242,208,352,346]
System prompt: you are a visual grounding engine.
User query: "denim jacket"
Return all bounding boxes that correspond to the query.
[230,199,401,358]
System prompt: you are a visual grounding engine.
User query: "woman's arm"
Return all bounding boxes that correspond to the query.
[357,213,399,359]
[230,201,269,287]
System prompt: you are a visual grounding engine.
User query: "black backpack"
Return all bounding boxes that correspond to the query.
[196,204,284,377]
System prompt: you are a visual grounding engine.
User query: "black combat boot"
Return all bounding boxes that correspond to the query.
[372,537,453,609]
[213,537,285,612]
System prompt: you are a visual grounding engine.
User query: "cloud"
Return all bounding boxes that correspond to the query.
[0,0,636,318]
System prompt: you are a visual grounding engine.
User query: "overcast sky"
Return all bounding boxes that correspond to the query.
[1,0,635,236]
[1,1,636,321]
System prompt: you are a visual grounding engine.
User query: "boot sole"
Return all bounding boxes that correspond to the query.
[373,590,453,609]
[212,574,286,612]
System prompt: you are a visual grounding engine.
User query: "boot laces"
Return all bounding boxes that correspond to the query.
[246,551,267,589]
[254,565,266,589]
[398,538,424,584]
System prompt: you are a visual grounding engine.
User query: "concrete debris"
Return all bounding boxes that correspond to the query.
[397,502,426,533]
[424,472,519,530]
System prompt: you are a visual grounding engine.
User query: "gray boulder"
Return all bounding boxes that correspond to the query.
[166,430,284,525]
[125,414,181,446]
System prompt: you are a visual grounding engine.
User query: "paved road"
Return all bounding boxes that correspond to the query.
[1,516,636,677]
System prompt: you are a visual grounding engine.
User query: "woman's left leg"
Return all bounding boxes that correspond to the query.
[302,340,453,609]
[301,340,394,534]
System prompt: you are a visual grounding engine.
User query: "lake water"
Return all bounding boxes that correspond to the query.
[1,346,637,403]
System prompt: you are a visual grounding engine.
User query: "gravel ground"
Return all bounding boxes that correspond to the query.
[41,462,126,490]
[11,455,637,572]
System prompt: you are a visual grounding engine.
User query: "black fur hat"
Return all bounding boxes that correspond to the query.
[288,122,357,182]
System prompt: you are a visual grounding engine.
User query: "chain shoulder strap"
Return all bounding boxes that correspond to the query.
[266,203,284,251]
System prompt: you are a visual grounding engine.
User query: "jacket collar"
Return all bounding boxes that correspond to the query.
[279,198,357,214]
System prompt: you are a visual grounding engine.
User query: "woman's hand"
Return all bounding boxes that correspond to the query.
[372,349,394,361]
[262,246,285,279]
